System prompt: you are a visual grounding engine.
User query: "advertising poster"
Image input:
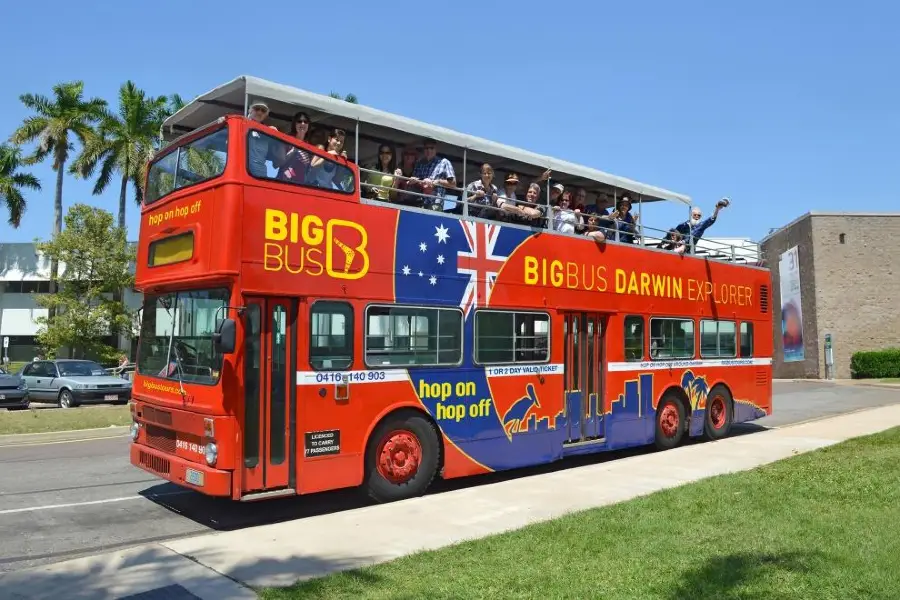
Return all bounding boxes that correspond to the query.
[779,246,804,362]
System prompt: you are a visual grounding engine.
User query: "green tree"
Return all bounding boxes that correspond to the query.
[11,81,107,292]
[0,144,40,227]
[34,203,135,362]
[329,91,359,103]
[71,80,168,231]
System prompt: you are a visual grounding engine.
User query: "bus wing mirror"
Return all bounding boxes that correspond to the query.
[214,318,236,354]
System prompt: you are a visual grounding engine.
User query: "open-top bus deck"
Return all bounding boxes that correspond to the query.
[129,76,771,502]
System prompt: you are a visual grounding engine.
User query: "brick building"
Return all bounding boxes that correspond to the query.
[759,212,900,379]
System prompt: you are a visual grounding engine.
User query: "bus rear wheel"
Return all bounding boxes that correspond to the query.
[364,412,439,503]
[703,385,733,441]
[654,394,685,451]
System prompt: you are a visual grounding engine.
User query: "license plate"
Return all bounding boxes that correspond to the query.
[185,468,204,487]
[104,394,118,401]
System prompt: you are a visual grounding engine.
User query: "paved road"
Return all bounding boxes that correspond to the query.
[1,381,897,574]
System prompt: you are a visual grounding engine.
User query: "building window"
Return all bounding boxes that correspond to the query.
[740,322,754,358]
[624,316,644,361]
[474,310,550,364]
[650,318,695,359]
[365,305,462,367]
[310,301,353,370]
[700,320,737,358]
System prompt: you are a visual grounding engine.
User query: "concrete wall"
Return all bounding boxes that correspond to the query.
[761,212,900,380]
[760,215,820,378]
[810,215,900,378]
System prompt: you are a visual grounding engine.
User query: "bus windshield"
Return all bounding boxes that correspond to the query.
[145,126,229,205]
[136,288,230,385]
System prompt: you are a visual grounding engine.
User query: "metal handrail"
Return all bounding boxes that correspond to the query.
[354,167,761,265]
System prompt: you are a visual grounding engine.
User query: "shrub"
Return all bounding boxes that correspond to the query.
[850,348,900,379]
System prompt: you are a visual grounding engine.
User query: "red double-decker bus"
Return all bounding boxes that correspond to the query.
[129,76,772,502]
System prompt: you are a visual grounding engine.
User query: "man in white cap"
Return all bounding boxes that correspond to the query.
[247,100,275,178]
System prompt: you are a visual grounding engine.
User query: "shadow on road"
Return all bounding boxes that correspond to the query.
[142,423,772,533]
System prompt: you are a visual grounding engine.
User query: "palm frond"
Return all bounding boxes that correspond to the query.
[18,93,53,116]
[93,152,116,196]
[11,173,41,191]
[10,116,49,146]
[0,188,26,228]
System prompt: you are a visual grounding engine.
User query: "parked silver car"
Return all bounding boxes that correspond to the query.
[0,369,29,410]
[20,359,132,408]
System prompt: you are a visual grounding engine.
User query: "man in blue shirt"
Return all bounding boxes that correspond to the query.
[675,198,730,252]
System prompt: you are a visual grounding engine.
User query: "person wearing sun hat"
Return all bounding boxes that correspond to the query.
[246,99,277,178]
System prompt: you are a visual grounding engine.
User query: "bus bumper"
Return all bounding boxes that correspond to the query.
[131,443,232,497]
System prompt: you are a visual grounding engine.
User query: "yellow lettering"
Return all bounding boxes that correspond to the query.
[550,260,563,287]
[524,256,538,285]
[615,269,626,293]
[672,277,683,299]
[640,273,650,296]
[302,215,324,245]
[264,243,283,271]
[596,265,608,292]
[326,219,368,279]
[566,262,578,289]
[265,209,287,241]
[627,272,639,295]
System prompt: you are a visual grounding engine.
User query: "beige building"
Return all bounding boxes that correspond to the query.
[760,212,900,379]
[0,243,142,362]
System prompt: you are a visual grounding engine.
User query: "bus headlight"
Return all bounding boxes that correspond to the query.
[130,421,140,441]
[204,442,218,466]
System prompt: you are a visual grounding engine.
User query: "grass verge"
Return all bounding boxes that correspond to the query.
[263,427,900,600]
[0,404,131,435]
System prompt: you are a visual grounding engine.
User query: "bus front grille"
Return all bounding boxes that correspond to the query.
[145,424,177,454]
[139,450,171,476]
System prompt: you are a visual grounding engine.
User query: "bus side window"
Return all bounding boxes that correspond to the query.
[740,322,754,358]
[624,316,644,361]
[309,301,354,370]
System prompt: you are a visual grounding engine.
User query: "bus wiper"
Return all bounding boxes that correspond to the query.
[166,297,188,403]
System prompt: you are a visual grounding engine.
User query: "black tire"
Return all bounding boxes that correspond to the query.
[654,393,686,451]
[703,384,734,441]
[364,411,440,503]
[58,389,77,409]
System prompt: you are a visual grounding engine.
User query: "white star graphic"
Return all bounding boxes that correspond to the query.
[402,265,411,276]
[434,224,450,243]
[429,275,437,286]
[419,242,427,253]
[436,254,445,265]
[418,271,423,277]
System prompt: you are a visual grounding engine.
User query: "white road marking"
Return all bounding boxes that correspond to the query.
[0,490,193,515]
[0,433,129,448]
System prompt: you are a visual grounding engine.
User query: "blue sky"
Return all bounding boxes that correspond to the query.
[1,0,897,244]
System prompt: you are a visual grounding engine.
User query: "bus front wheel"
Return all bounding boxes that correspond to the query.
[364,412,440,503]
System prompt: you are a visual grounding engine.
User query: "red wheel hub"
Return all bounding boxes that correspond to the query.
[376,430,422,484]
[659,404,680,437]
[710,395,726,429]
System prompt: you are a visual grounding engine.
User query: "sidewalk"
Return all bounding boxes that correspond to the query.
[774,377,900,389]
[2,404,900,600]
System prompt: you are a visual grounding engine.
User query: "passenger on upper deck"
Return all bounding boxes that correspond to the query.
[393,147,420,206]
[611,196,638,244]
[551,190,582,234]
[409,138,456,211]
[246,100,278,178]
[582,214,608,242]
[364,143,397,201]
[465,163,501,219]
[276,111,312,183]
[660,229,686,254]
[674,198,729,250]
[307,128,350,190]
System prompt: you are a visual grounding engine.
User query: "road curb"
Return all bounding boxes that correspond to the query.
[0,425,130,447]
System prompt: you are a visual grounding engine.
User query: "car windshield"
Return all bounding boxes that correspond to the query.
[145,125,229,205]
[136,288,229,385]
[58,361,106,377]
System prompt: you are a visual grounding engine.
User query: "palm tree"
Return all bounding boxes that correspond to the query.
[0,144,41,228]
[11,81,107,287]
[71,81,168,230]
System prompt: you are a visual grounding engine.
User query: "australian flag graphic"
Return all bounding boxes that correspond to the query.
[393,211,566,470]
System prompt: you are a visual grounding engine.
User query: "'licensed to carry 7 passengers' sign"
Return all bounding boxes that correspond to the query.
[304,429,340,457]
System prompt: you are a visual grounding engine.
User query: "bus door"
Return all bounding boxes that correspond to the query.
[241,297,294,493]
[563,313,606,443]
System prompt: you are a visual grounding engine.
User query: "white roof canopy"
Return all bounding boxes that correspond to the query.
[162,75,691,205]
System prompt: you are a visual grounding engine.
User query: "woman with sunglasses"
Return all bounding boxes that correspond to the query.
[307,128,348,190]
[365,144,398,201]
[276,111,313,183]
